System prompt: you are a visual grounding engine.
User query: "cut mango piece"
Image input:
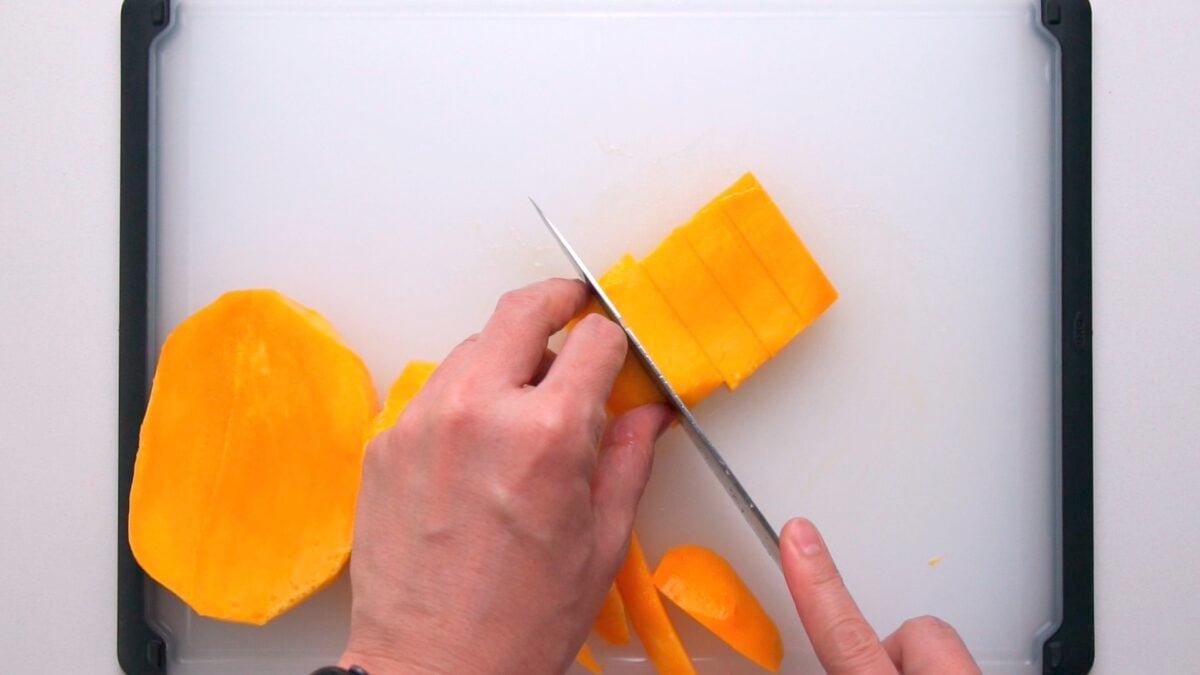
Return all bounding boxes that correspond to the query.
[682,205,804,356]
[653,545,783,672]
[593,582,631,645]
[363,360,437,442]
[606,349,667,416]
[641,231,769,389]
[716,172,838,327]
[598,255,723,408]
[576,643,602,674]
[569,298,664,417]
[129,289,377,624]
[616,532,696,675]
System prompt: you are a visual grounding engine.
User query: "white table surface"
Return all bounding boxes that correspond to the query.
[1,1,1197,672]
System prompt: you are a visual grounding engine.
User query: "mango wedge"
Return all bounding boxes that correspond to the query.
[616,532,696,675]
[653,545,783,672]
[593,582,631,645]
[363,360,437,442]
[576,643,602,673]
[641,231,769,389]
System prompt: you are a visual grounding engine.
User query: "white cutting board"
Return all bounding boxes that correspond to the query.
[146,1,1060,672]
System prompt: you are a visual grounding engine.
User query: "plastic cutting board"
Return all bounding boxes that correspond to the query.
[118,1,1094,673]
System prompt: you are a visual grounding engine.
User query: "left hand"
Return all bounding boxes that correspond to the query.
[339,278,671,674]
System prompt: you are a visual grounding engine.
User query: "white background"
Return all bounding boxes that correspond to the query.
[1,0,1197,672]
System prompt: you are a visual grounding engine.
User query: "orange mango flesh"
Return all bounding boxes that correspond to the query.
[576,643,602,673]
[594,581,632,645]
[585,172,835,414]
[653,545,783,672]
[569,298,666,417]
[615,532,696,675]
[640,230,769,389]
[597,255,723,411]
[682,205,805,356]
[364,360,438,441]
[606,346,669,416]
[716,172,838,327]
[129,289,378,624]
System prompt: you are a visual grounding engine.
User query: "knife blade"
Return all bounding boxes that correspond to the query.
[530,199,781,567]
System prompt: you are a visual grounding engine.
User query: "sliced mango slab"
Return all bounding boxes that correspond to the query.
[363,360,438,442]
[682,205,804,356]
[576,643,602,674]
[715,172,838,327]
[653,545,783,672]
[593,581,632,645]
[641,230,769,389]
[615,532,697,675]
[598,255,724,410]
[576,172,835,414]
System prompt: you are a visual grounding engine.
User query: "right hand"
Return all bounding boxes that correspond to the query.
[780,518,980,674]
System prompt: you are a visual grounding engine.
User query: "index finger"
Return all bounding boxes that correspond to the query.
[780,518,897,675]
[472,278,589,386]
[539,311,627,404]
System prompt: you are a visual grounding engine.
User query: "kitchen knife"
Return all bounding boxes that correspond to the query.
[530,199,781,567]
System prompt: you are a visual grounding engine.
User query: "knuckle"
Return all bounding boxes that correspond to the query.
[497,288,550,322]
[454,333,480,350]
[442,334,478,363]
[530,405,570,440]
[579,312,624,342]
[392,406,424,439]
[824,615,882,670]
[903,615,959,639]
[435,385,481,430]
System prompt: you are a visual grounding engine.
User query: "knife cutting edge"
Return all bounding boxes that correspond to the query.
[529,198,782,567]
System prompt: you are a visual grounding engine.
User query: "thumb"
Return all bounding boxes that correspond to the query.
[590,403,672,571]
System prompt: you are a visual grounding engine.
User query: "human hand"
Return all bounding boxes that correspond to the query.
[780,518,980,674]
[339,278,672,674]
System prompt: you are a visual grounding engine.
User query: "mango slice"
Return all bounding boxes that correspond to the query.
[130,289,377,624]
[616,532,696,675]
[716,172,838,327]
[641,231,769,389]
[682,205,804,356]
[653,545,783,672]
[598,255,723,410]
[364,360,437,442]
[593,582,631,645]
[576,643,602,673]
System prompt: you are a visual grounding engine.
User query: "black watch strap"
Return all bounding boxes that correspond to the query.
[310,666,368,675]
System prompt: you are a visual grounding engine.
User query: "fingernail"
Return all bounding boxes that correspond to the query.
[785,519,823,557]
